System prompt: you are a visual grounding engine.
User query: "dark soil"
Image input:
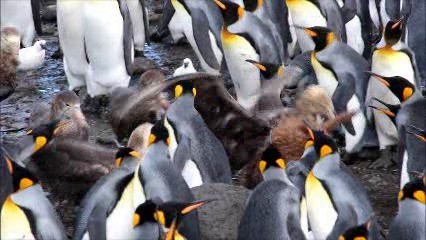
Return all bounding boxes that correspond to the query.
[0,0,400,237]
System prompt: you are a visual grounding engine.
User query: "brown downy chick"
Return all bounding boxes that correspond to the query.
[0,27,20,101]
[127,122,154,157]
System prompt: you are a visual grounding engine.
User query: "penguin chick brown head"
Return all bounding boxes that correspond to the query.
[213,0,244,26]
[384,19,403,46]
[398,178,425,204]
[10,160,39,192]
[26,119,60,153]
[367,73,416,103]
[246,60,283,80]
[312,130,337,159]
[339,220,371,240]
[115,147,140,168]
[303,26,335,52]
[149,121,171,146]
[258,145,286,174]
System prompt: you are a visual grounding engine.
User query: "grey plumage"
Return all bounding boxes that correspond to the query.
[117,0,134,75]
[286,146,317,195]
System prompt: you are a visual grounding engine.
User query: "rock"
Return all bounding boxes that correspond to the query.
[131,57,157,76]
[42,5,57,21]
[191,183,251,240]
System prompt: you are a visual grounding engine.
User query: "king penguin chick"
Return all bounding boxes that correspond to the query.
[110,69,169,141]
[305,130,381,240]
[139,120,201,239]
[73,147,144,240]
[17,39,46,71]
[366,19,420,169]
[1,160,66,240]
[128,122,154,157]
[0,27,20,102]
[133,199,209,240]
[173,58,197,77]
[238,145,309,240]
[388,176,425,240]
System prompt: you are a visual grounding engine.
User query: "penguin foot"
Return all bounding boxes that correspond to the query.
[369,147,395,169]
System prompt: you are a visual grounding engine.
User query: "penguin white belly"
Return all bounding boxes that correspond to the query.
[222,30,260,109]
[57,0,88,90]
[400,151,409,189]
[344,96,367,153]
[0,0,35,47]
[300,196,310,238]
[286,0,327,52]
[132,168,146,208]
[126,0,146,51]
[168,13,185,42]
[182,160,203,188]
[345,16,364,55]
[83,0,130,97]
[1,197,34,240]
[311,54,338,97]
[369,0,381,29]
[305,172,337,239]
[172,3,222,74]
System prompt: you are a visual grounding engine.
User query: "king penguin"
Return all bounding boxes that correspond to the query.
[73,147,144,240]
[139,120,201,239]
[238,145,309,240]
[0,0,41,47]
[82,0,134,97]
[125,0,150,56]
[165,77,232,186]
[305,130,380,240]
[1,159,66,240]
[339,220,376,240]
[304,26,377,155]
[388,176,425,240]
[213,0,281,109]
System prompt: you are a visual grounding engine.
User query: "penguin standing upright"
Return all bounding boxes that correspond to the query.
[83,0,134,97]
[366,19,419,168]
[305,131,380,240]
[73,147,144,240]
[213,0,281,109]
[125,0,150,56]
[0,0,41,47]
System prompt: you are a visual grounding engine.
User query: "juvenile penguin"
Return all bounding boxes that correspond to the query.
[366,19,420,168]
[0,27,20,102]
[0,0,41,47]
[73,147,144,240]
[214,0,281,109]
[17,39,46,71]
[388,177,425,240]
[1,160,66,240]
[305,131,380,240]
[173,58,197,77]
[139,121,201,239]
[238,145,309,240]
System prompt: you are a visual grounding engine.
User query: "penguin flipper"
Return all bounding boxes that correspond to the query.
[340,0,357,24]
[326,205,359,240]
[117,0,134,75]
[331,74,356,135]
[88,205,107,240]
[139,0,151,44]
[191,9,220,70]
[172,136,192,173]
[31,0,42,35]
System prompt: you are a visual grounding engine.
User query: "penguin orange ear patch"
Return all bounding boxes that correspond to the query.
[148,134,156,145]
[133,213,140,227]
[320,145,332,158]
[34,136,48,152]
[413,190,425,204]
[275,158,286,169]
[258,160,267,173]
[175,85,183,98]
[192,87,197,97]
[305,140,314,149]
[19,178,34,190]
[402,87,413,101]
[115,157,123,168]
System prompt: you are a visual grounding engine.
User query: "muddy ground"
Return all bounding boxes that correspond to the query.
[0,0,400,237]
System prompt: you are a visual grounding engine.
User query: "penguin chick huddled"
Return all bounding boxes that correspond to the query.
[173,58,197,77]
[17,39,46,71]
[0,27,20,102]
[128,122,154,157]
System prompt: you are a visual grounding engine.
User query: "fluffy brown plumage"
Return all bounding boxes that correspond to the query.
[127,122,153,157]
[0,27,20,101]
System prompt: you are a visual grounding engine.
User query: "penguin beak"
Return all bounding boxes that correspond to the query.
[391,18,403,29]
[213,0,226,10]
[365,71,390,87]
[245,59,267,71]
[368,105,395,117]
[406,125,426,142]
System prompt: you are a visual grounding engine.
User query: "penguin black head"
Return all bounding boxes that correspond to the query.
[133,200,158,227]
[172,80,196,99]
[115,147,140,168]
[406,125,426,143]
[398,178,425,204]
[384,19,403,46]
[303,26,335,52]
[367,72,416,103]
[26,119,60,153]
[213,0,244,27]
[149,120,171,146]
[243,0,262,12]
[258,145,286,174]
[246,59,284,80]
[312,130,338,159]
[9,160,39,192]
[339,221,371,240]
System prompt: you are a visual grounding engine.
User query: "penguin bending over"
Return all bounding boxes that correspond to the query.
[305,131,380,240]
[1,160,66,240]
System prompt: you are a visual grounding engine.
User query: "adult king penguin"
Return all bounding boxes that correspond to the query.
[213,0,281,109]
[126,0,150,56]
[305,131,380,240]
[0,0,42,47]
[78,0,134,97]
[366,19,420,168]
